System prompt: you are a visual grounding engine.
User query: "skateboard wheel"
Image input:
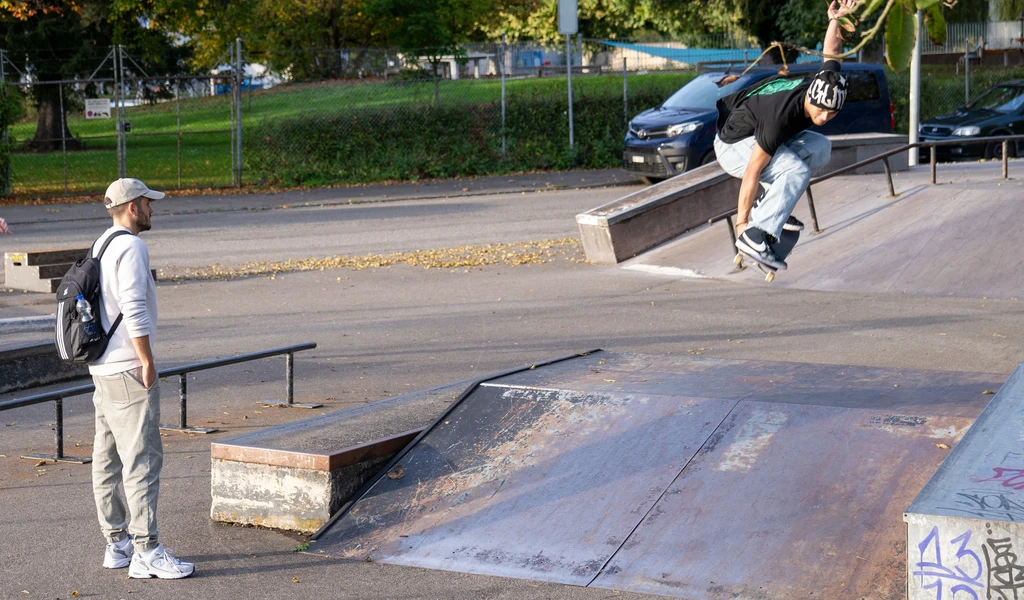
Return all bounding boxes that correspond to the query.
[765,272,775,283]
[734,253,743,266]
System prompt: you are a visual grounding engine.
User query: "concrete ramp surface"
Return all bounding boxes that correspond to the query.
[629,163,1024,299]
[312,352,1002,598]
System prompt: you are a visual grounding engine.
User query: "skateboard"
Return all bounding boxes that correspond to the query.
[734,228,800,283]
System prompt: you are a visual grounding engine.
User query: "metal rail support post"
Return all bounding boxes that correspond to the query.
[805,187,821,234]
[1003,141,1010,179]
[881,157,896,197]
[159,373,218,434]
[260,352,322,409]
[22,398,90,464]
[930,146,937,184]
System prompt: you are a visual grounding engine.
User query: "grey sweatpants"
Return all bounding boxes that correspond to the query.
[713,131,832,239]
[91,368,163,552]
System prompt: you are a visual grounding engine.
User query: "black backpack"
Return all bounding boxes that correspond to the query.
[55,230,130,363]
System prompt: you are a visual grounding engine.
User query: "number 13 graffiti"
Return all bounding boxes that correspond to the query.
[913,526,985,600]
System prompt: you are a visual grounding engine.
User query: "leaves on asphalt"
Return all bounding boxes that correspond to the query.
[161,239,583,281]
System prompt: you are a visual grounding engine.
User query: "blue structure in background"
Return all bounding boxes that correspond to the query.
[602,41,818,66]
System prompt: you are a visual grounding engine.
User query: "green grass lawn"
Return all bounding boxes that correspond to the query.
[5,71,694,197]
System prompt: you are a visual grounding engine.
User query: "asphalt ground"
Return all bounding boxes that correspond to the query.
[2,166,1024,599]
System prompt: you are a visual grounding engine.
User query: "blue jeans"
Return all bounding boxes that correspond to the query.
[714,131,831,239]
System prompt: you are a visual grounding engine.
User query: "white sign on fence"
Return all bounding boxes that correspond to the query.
[85,98,110,119]
[558,0,577,34]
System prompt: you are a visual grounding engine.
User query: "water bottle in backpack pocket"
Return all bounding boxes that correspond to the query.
[55,231,129,363]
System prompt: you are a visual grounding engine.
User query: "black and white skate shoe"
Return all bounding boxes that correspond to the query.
[782,216,804,232]
[736,227,788,271]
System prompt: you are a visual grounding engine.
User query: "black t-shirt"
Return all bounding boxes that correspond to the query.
[716,61,841,156]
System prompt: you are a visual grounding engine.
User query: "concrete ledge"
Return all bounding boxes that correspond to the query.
[0,340,88,394]
[904,360,1022,600]
[0,316,55,334]
[577,133,909,264]
[828,133,909,174]
[210,381,468,533]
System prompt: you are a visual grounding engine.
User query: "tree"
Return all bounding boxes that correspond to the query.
[482,0,735,43]
[0,0,186,150]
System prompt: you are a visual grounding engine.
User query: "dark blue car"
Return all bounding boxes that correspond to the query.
[623,62,895,183]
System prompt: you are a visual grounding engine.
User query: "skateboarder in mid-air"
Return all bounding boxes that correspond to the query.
[714,0,854,272]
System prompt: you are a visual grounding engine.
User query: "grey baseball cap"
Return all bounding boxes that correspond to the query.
[104,178,165,208]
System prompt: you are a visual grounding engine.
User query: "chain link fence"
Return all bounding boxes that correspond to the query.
[5,32,1024,198]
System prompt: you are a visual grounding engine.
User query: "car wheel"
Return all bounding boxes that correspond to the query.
[640,176,664,186]
[985,138,1017,160]
[700,151,717,166]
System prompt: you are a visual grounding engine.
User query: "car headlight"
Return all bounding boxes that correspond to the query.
[666,121,702,137]
[952,126,981,136]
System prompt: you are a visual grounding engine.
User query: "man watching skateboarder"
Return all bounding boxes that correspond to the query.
[714,0,854,271]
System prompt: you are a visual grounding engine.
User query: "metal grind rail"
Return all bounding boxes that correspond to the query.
[709,134,1024,253]
[0,342,317,464]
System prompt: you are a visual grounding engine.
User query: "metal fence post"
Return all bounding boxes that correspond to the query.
[114,47,122,178]
[965,37,970,104]
[1003,140,1009,179]
[229,43,236,186]
[119,45,127,178]
[623,57,628,127]
[58,83,67,194]
[175,81,181,188]
[501,33,507,161]
[235,37,243,188]
[0,48,9,196]
[566,33,574,156]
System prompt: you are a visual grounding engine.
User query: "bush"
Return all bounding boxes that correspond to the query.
[245,74,692,186]
[886,65,1024,134]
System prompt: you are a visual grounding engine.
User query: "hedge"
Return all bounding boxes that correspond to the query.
[244,75,694,186]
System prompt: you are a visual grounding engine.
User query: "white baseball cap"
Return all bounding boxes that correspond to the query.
[104,178,166,208]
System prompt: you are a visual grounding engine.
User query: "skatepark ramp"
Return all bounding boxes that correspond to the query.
[629,160,1024,298]
[310,350,1002,599]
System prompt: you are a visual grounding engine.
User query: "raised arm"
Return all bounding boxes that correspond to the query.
[824,0,857,60]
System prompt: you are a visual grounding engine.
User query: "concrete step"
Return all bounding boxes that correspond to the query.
[6,248,88,267]
[5,250,85,293]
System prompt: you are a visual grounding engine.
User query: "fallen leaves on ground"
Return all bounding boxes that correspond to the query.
[161,239,583,281]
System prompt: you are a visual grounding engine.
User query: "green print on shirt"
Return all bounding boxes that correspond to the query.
[746,78,804,98]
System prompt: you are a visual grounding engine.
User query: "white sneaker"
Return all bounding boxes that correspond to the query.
[128,544,194,579]
[103,537,134,569]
